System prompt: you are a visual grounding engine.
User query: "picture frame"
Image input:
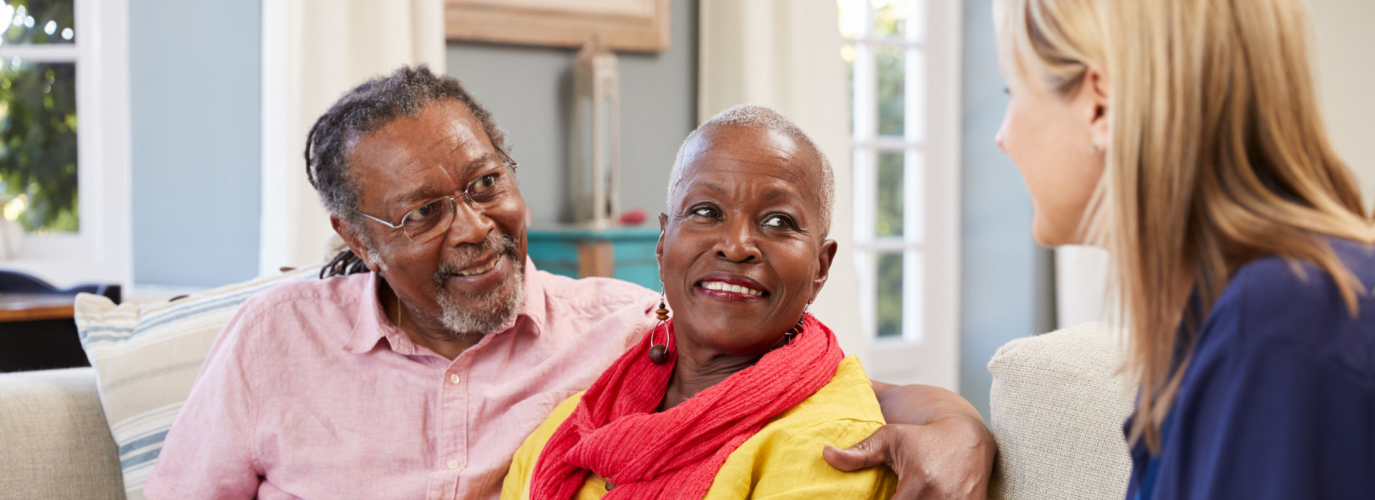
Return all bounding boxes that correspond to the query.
[445,0,671,53]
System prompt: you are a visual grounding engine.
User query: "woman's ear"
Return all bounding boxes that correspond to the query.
[655,213,669,285]
[331,216,381,273]
[810,239,839,302]
[655,212,668,261]
[1083,66,1111,153]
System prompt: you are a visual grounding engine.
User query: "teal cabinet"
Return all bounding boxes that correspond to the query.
[526,225,661,289]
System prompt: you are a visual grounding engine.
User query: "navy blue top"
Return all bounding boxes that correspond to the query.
[1126,239,1375,499]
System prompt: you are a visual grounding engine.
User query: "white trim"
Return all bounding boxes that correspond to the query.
[2,0,131,289]
[842,36,924,48]
[259,0,288,276]
[852,137,920,151]
[0,44,78,61]
[855,239,924,252]
[919,0,962,390]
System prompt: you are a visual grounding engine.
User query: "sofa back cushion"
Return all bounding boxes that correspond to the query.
[986,322,1135,500]
[74,266,320,500]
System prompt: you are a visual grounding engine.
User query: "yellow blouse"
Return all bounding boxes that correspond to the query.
[501,355,897,500]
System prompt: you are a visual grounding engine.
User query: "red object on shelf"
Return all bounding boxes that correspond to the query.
[619,209,647,226]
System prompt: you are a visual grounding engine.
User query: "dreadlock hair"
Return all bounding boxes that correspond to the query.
[304,65,508,278]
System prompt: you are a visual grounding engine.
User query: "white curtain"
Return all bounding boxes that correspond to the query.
[698,0,865,357]
[259,0,447,273]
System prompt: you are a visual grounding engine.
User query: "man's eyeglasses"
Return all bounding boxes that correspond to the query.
[356,150,519,243]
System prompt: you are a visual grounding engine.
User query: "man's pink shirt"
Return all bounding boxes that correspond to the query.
[145,259,658,499]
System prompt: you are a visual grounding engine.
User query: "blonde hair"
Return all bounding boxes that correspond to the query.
[994,0,1374,453]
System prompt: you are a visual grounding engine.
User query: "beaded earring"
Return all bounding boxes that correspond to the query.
[649,291,670,364]
[785,302,811,341]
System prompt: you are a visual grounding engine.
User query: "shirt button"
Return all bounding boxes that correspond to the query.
[447,459,459,469]
[449,374,460,384]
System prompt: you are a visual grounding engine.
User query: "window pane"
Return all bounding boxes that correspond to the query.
[877,45,904,136]
[842,44,855,136]
[876,152,902,237]
[837,0,863,39]
[876,252,903,337]
[873,0,906,38]
[909,152,925,240]
[0,61,78,233]
[0,0,75,45]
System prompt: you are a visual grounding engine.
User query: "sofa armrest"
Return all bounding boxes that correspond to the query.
[0,367,125,499]
[986,322,1135,500]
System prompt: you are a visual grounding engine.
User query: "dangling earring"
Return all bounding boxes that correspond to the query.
[649,289,670,364]
[785,302,811,341]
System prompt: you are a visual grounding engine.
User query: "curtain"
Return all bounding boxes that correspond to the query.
[697,0,865,356]
[260,0,446,273]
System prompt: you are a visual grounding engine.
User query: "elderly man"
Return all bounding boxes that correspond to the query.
[146,66,994,500]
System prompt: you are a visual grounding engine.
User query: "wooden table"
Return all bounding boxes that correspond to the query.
[0,293,85,372]
[0,293,76,322]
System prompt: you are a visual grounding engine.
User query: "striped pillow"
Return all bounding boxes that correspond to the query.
[74,266,322,500]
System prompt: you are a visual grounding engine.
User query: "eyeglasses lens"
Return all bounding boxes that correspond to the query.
[402,198,454,242]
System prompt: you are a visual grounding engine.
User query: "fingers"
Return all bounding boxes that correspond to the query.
[822,426,893,472]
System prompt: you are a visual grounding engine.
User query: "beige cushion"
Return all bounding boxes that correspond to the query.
[0,368,125,499]
[987,322,1135,500]
[73,266,321,500]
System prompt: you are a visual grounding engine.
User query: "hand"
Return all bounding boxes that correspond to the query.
[824,414,996,499]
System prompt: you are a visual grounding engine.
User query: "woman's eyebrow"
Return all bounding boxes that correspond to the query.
[690,181,729,196]
[763,188,797,200]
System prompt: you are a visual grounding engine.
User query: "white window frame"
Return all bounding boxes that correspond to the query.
[843,0,961,389]
[0,0,130,289]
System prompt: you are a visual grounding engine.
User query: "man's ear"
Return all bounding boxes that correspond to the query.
[809,239,839,303]
[1082,66,1111,153]
[331,215,382,273]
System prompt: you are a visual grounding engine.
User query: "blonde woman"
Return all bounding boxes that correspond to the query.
[993,0,1375,498]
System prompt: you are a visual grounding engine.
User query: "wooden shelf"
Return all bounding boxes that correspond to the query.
[0,293,76,323]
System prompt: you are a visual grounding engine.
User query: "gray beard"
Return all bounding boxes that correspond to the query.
[434,256,525,337]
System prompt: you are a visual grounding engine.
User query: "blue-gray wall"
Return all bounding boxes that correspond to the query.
[130,0,261,287]
[446,0,698,225]
[959,0,1055,418]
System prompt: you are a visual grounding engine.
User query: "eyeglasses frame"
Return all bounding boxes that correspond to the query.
[354,148,519,242]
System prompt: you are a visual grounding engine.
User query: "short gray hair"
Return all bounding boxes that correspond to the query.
[666,104,836,237]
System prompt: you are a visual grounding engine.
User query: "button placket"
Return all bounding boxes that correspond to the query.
[438,360,469,486]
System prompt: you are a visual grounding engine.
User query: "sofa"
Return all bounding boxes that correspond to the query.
[0,272,1136,499]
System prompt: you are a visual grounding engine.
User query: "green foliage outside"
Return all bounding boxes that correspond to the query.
[875,2,905,137]
[877,253,904,337]
[0,0,78,233]
[877,152,904,237]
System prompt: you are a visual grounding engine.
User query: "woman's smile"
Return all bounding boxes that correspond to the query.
[694,272,771,302]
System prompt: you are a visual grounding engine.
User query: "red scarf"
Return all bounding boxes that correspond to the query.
[529,314,843,500]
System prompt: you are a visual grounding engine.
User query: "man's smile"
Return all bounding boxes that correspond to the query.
[443,253,510,291]
[455,254,500,277]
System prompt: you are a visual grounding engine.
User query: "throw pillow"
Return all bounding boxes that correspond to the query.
[74,266,321,500]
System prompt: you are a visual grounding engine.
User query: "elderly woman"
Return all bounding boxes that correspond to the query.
[501,105,897,499]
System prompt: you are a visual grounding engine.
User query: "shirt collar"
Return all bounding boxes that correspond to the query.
[342,256,549,355]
